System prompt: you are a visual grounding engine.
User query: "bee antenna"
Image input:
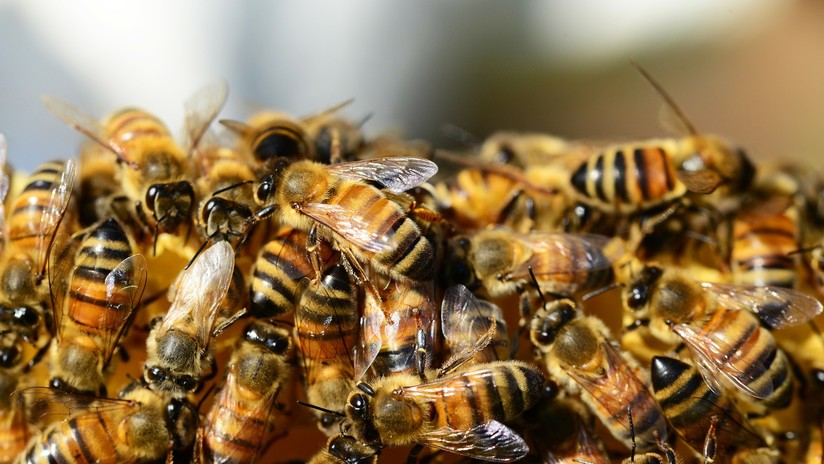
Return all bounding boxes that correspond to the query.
[196,384,217,412]
[787,244,822,256]
[528,266,547,307]
[296,400,345,418]
[441,123,482,148]
[357,382,376,397]
[629,59,697,136]
[211,180,253,197]
[627,404,636,464]
[185,237,214,271]
[582,282,624,302]
[356,112,374,129]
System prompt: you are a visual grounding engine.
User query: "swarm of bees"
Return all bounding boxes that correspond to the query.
[1,63,824,464]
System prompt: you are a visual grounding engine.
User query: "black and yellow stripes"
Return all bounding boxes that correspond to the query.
[8,161,67,251]
[731,204,799,288]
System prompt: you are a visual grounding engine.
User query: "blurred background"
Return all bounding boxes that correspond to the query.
[1,0,824,171]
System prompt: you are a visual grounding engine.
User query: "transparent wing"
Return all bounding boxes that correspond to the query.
[672,322,773,400]
[567,342,667,445]
[163,241,235,348]
[507,233,621,281]
[439,285,501,372]
[13,386,137,424]
[35,158,76,280]
[353,290,383,381]
[418,420,529,463]
[48,232,80,342]
[700,282,823,329]
[298,202,397,253]
[183,81,229,156]
[99,254,148,366]
[301,98,354,124]
[0,134,8,242]
[41,96,131,164]
[327,157,438,193]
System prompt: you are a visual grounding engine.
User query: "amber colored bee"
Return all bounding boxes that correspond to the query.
[650,355,766,458]
[0,157,76,367]
[529,298,667,451]
[47,218,147,396]
[570,65,755,218]
[295,263,358,435]
[253,157,438,284]
[624,264,822,410]
[305,435,379,464]
[143,241,241,396]
[354,277,436,381]
[42,82,228,249]
[15,384,197,464]
[196,320,293,463]
[248,226,334,318]
[341,360,545,462]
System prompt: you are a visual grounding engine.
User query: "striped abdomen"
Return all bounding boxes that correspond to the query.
[731,205,799,288]
[106,108,173,151]
[651,356,765,455]
[249,227,332,317]
[691,307,793,409]
[332,182,434,281]
[18,412,123,464]
[443,169,524,229]
[296,263,357,385]
[7,160,67,253]
[425,362,544,431]
[532,238,615,294]
[571,144,685,214]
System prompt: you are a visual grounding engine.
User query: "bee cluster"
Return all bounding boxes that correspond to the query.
[0,66,823,464]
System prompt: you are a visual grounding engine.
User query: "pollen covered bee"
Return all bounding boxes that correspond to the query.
[196,320,293,463]
[15,384,197,464]
[42,82,228,251]
[47,218,147,396]
[529,298,668,451]
[342,360,545,462]
[624,264,823,410]
[143,241,241,396]
[253,157,439,284]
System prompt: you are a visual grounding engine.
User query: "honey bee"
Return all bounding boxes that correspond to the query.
[143,241,240,395]
[42,82,228,250]
[221,110,312,164]
[249,226,334,318]
[253,157,438,284]
[295,263,358,435]
[354,277,436,381]
[47,218,147,396]
[569,64,755,219]
[301,99,364,164]
[15,384,197,463]
[529,298,668,451]
[650,355,766,457]
[341,360,545,462]
[196,320,293,463]
[624,264,822,410]
[0,158,76,367]
[440,284,510,367]
[306,435,379,464]
[521,394,609,464]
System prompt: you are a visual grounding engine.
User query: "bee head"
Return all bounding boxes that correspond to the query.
[625,265,664,311]
[530,299,577,347]
[145,181,194,233]
[165,397,197,450]
[469,231,514,282]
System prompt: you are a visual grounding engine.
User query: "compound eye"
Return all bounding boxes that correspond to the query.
[256,181,273,203]
[627,285,648,310]
[13,307,38,326]
[0,345,20,368]
[175,375,197,391]
[146,365,165,382]
[320,413,337,427]
[145,185,160,212]
[349,393,367,410]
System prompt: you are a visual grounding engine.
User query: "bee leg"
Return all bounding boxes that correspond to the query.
[306,224,325,278]
[118,346,131,363]
[414,309,429,382]
[23,338,51,373]
[406,444,424,464]
[496,189,525,228]
[703,416,719,464]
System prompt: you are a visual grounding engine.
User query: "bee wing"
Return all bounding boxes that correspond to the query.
[12,386,138,424]
[327,157,438,193]
[0,134,8,241]
[48,232,82,341]
[353,290,383,381]
[700,282,823,329]
[297,202,397,253]
[676,167,724,195]
[163,241,235,348]
[301,98,355,124]
[41,96,132,164]
[35,158,76,280]
[99,254,148,366]
[671,322,773,400]
[567,342,667,443]
[182,81,229,156]
[440,285,502,371]
[507,233,620,281]
[417,420,529,463]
